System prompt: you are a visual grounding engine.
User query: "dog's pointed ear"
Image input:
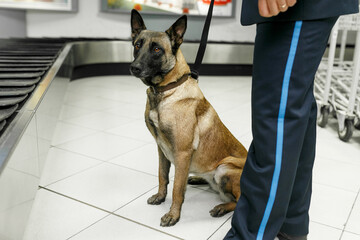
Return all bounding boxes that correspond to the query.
[166,15,187,53]
[131,9,146,42]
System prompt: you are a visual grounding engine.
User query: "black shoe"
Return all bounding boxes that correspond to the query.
[277,232,307,240]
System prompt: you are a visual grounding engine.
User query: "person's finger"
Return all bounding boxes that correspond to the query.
[277,0,288,12]
[267,0,280,16]
[286,0,297,7]
[258,0,271,17]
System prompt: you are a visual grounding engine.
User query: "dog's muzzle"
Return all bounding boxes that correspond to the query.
[130,62,143,77]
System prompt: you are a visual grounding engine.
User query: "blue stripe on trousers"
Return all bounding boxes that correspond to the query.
[256,20,303,240]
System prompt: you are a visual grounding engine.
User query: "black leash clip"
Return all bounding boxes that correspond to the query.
[191,69,199,81]
[190,0,214,82]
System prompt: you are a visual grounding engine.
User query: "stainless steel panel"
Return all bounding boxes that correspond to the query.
[181,43,254,64]
[72,41,133,66]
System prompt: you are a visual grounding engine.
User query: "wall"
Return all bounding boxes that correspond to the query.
[26,0,256,43]
[0,9,26,38]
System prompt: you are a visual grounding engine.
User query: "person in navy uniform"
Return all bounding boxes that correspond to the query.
[225,0,359,240]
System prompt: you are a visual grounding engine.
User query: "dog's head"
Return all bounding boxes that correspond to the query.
[130,9,187,86]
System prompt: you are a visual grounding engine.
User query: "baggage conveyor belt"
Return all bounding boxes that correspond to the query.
[0,38,122,136]
[0,38,63,134]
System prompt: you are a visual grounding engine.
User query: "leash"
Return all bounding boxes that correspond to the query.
[191,0,215,80]
[151,0,215,94]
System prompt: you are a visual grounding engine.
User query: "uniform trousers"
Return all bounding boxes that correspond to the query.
[225,17,338,240]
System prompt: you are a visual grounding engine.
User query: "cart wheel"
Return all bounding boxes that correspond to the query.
[338,119,354,142]
[332,109,337,119]
[355,119,360,130]
[317,106,329,128]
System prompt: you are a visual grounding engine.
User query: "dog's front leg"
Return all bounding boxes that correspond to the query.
[148,147,171,205]
[161,151,192,227]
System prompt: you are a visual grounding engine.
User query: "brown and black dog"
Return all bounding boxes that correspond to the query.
[130,9,247,227]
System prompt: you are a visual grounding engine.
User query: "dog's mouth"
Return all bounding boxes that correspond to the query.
[140,77,153,86]
[130,65,166,87]
[130,68,154,86]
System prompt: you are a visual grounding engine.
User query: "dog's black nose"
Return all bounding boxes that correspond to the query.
[130,64,142,76]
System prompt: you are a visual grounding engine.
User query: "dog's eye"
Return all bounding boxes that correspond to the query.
[154,47,161,53]
[135,42,141,50]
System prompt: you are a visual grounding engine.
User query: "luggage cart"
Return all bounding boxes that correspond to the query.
[315,13,360,142]
[315,20,339,127]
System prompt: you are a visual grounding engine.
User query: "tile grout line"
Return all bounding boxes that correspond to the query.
[6,165,39,180]
[39,186,184,240]
[53,136,148,164]
[61,112,135,131]
[339,187,360,240]
[315,154,360,167]
[206,215,233,240]
[105,161,158,178]
[312,181,360,194]
[66,213,112,240]
[42,146,161,188]
[41,161,106,188]
[310,220,344,231]
[50,145,106,163]
[111,185,159,212]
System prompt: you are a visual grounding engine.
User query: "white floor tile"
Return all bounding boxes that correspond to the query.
[208,97,245,114]
[59,104,94,121]
[63,111,132,131]
[209,87,251,107]
[219,102,252,140]
[47,162,158,212]
[39,147,102,187]
[0,168,38,212]
[104,102,145,120]
[57,132,147,161]
[308,222,342,240]
[116,182,231,240]
[316,121,360,166]
[109,144,175,178]
[310,183,357,229]
[23,189,107,240]
[199,76,251,98]
[97,86,147,105]
[341,232,360,240]
[346,194,360,234]
[313,157,360,192]
[51,122,97,146]
[66,96,123,111]
[69,214,178,240]
[0,200,33,240]
[64,90,100,104]
[105,119,154,143]
[207,217,232,240]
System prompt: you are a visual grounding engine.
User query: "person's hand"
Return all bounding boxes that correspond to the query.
[258,0,297,17]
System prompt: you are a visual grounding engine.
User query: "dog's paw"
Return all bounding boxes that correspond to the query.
[147,193,166,205]
[210,204,229,217]
[160,212,180,227]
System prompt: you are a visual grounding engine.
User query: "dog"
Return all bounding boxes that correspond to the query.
[130,9,248,227]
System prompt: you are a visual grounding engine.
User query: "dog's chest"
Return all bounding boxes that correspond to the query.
[146,101,175,164]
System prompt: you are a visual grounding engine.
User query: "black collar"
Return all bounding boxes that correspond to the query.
[151,73,192,94]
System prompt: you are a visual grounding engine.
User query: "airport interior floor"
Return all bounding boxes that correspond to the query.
[23,75,360,240]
